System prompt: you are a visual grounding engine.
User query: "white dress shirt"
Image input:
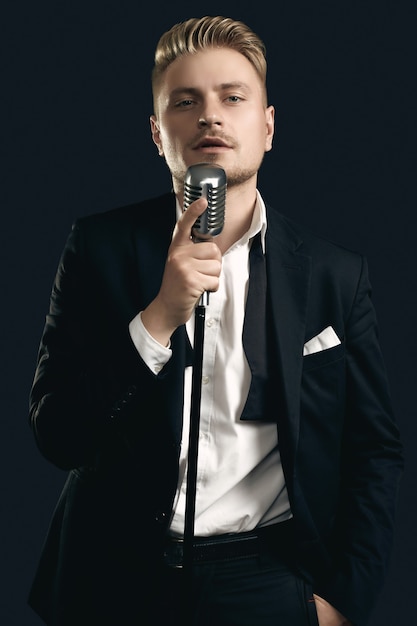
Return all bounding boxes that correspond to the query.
[129,191,292,536]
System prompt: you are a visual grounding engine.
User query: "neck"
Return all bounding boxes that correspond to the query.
[215,186,257,253]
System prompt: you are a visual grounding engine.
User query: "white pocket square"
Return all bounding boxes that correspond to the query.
[303,326,341,356]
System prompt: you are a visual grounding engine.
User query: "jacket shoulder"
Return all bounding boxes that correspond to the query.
[269,207,365,271]
[279,210,361,257]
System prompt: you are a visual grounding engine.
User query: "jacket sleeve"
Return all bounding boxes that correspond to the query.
[315,256,404,625]
[29,218,176,471]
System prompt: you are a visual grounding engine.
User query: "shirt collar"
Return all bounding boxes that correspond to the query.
[247,190,267,253]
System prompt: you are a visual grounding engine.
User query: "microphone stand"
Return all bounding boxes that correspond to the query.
[183,291,209,573]
[179,160,226,616]
[179,292,208,624]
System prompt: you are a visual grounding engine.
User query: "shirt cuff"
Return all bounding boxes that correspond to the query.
[128,312,172,375]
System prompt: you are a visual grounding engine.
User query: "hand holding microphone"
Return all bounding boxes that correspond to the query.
[141,164,226,344]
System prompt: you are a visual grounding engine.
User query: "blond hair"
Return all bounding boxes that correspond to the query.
[151,16,268,107]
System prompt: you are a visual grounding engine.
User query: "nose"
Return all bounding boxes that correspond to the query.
[197,98,223,128]
[198,114,222,128]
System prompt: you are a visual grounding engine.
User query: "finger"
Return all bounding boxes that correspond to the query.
[173,197,208,244]
[189,241,222,263]
[193,257,222,277]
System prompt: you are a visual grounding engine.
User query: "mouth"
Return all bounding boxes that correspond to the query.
[193,136,232,150]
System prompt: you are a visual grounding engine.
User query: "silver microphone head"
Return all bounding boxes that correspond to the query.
[184,163,227,241]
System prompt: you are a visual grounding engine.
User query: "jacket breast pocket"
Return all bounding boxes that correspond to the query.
[301,342,346,434]
[302,342,345,373]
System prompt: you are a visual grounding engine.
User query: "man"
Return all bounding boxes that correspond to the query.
[28,15,403,626]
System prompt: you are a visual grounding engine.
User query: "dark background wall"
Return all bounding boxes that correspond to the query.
[2,1,415,624]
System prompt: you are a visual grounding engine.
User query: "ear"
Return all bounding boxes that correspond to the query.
[264,105,275,152]
[150,115,164,156]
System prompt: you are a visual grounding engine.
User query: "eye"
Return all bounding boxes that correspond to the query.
[226,95,243,103]
[175,99,195,108]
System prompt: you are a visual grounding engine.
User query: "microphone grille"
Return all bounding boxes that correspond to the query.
[184,163,227,239]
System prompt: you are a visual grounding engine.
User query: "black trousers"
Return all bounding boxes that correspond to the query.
[157,549,319,626]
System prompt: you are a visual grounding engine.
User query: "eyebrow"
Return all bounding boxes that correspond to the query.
[168,82,253,98]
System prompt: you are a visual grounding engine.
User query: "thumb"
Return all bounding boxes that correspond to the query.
[173,197,208,244]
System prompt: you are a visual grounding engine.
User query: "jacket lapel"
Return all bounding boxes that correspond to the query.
[131,192,177,307]
[265,208,311,459]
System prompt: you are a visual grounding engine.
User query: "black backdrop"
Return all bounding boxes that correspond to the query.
[2,1,416,624]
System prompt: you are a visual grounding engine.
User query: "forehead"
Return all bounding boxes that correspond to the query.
[156,47,263,100]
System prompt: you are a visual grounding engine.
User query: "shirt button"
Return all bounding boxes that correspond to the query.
[202,376,209,385]
[154,364,163,373]
[206,318,215,327]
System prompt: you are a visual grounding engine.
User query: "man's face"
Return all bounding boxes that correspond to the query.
[150,47,274,192]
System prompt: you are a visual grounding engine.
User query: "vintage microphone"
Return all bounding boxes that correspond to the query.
[182,163,227,571]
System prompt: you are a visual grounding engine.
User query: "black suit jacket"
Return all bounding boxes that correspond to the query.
[29,192,403,626]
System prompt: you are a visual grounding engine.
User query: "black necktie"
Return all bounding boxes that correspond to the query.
[241,232,269,421]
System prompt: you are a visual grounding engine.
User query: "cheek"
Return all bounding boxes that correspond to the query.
[159,126,183,152]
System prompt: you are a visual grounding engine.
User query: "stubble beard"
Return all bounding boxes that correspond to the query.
[171,153,264,192]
